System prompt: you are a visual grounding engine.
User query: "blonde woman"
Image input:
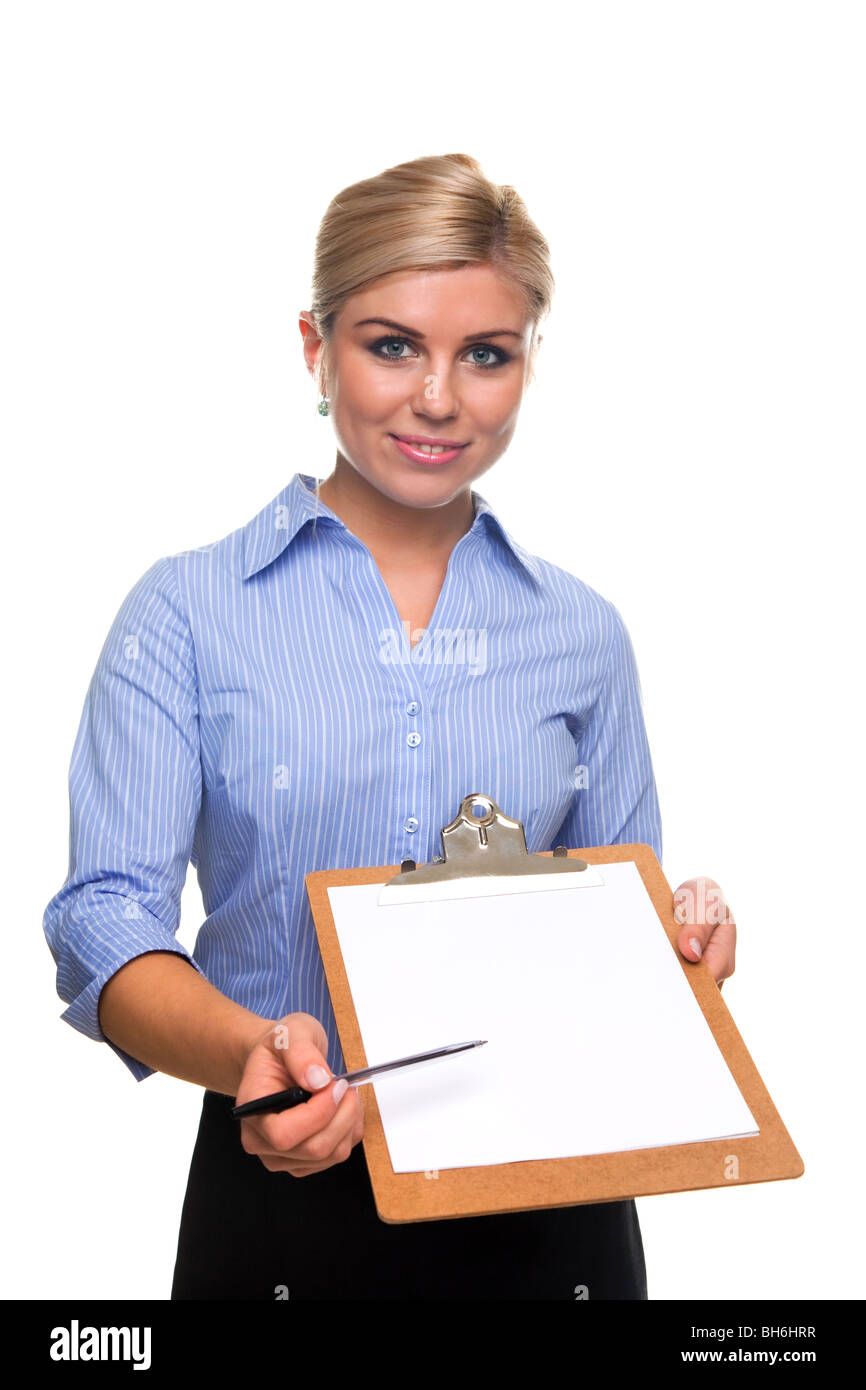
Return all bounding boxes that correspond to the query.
[44,153,736,1300]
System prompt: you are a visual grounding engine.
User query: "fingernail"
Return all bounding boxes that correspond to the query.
[304,1065,331,1090]
[689,936,702,959]
[332,1079,349,1106]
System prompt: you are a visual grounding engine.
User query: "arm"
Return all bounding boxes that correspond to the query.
[44,556,363,1169]
[99,952,365,1173]
[552,600,735,986]
[555,600,663,861]
[42,556,209,1080]
[97,951,274,1096]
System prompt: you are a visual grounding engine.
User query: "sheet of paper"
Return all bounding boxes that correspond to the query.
[327,860,759,1173]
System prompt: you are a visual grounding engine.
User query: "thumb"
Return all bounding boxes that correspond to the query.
[673,876,730,961]
[269,1015,335,1093]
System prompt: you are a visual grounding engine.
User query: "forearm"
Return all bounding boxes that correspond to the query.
[97,951,276,1096]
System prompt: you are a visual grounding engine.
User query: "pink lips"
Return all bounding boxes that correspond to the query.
[389,435,467,465]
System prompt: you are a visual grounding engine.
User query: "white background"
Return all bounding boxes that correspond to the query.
[3,1,863,1301]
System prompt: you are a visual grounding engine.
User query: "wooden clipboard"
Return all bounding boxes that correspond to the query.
[305,794,804,1223]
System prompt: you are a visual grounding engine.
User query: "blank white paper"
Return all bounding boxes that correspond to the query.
[327,861,759,1173]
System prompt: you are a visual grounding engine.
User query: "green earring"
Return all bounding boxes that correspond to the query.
[317,397,330,417]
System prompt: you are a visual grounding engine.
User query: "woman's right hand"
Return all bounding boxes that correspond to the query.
[235,1012,365,1177]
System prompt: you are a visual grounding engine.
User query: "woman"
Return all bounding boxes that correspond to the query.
[43,152,736,1300]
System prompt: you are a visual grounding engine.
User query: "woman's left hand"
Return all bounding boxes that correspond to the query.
[672,876,736,987]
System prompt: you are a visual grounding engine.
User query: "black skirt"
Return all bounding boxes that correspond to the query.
[171,1089,648,1300]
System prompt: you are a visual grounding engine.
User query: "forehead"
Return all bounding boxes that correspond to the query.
[338,264,531,337]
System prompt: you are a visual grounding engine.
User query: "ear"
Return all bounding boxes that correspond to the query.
[299,313,327,391]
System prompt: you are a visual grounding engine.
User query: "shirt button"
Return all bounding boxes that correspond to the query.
[407,731,421,748]
[404,816,419,833]
[406,700,420,716]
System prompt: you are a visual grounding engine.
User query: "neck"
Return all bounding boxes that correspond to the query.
[315,456,476,569]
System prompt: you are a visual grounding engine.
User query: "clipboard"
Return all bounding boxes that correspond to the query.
[305,793,804,1223]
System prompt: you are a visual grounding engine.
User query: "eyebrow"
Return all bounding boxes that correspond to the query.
[353,317,524,342]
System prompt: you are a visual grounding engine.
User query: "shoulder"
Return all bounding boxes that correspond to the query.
[106,553,186,625]
[132,505,262,620]
[524,548,629,655]
[101,526,241,652]
[163,479,307,592]
[166,514,248,589]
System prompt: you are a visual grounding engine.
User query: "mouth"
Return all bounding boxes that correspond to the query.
[389,434,468,465]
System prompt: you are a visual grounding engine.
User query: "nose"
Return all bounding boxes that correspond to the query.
[410,359,460,419]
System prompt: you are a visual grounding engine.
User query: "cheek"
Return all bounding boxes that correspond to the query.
[480,399,522,444]
[468,376,523,430]
[344,366,412,419]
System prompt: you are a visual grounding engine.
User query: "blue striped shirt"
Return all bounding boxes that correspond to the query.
[43,472,662,1081]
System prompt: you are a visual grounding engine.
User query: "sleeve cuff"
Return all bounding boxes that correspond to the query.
[58,939,208,1082]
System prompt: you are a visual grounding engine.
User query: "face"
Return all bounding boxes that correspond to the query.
[300,264,538,511]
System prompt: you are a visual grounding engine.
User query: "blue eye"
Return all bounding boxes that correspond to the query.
[368,337,511,369]
[375,338,414,360]
[466,346,503,368]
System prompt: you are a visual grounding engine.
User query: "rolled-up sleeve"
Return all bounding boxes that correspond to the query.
[555,601,663,865]
[43,555,205,1080]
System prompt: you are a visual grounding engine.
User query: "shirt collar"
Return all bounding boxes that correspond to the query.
[242,472,543,588]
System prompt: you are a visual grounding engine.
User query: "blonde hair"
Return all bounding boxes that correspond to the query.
[308,152,554,393]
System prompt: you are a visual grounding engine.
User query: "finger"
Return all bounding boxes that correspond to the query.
[677,919,737,986]
[257,1134,357,1177]
[273,1029,336,1095]
[255,1098,361,1174]
[701,920,737,985]
[281,1083,365,1164]
[244,1077,358,1163]
[673,876,734,959]
[673,875,728,925]
[240,1075,350,1158]
[237,1021,345,1144]
[677,910,736,966]
[235,1019,335,1109]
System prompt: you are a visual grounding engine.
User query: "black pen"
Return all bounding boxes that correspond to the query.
[231,1039,487,1119]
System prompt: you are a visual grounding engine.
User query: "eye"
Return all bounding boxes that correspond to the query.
[464,345,511,369]
[368,336,512,369]
[370,337,417,361]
